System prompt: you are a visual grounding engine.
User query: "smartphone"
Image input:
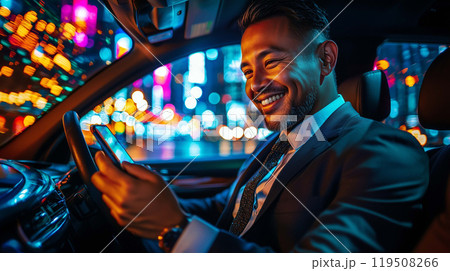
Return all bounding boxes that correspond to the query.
[90,125,135,168]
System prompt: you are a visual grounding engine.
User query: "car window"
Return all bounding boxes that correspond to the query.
[0,0,132,146]
[375,42,450,147]
[81,45,272,162]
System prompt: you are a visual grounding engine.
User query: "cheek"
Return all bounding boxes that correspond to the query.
[278,71,304,104]
[244,82,253,99]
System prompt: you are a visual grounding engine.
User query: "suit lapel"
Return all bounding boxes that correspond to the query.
[217,102,359,230]
[252,102,357,226]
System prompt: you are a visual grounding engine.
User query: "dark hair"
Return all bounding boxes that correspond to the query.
[239,0,330,39]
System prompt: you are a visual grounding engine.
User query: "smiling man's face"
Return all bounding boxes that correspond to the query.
[241,16,322,130]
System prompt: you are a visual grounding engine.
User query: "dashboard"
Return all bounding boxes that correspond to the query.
[0,156,236,252]
[0,160,98,252]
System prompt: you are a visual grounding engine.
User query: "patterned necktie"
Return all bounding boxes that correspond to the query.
[229,138,291,235]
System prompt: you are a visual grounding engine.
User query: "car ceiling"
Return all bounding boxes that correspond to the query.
[125,0,450,42]
[0,0,449,160]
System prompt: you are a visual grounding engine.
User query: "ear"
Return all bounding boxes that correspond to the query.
[318,40,338,85]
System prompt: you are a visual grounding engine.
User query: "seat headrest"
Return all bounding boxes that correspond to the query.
[419,48,450,130]
[338,70,391,121]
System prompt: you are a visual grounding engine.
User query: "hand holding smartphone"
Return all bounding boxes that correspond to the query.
[90,125,136,169]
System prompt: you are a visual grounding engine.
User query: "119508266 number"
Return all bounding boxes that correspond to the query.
[372,257,438,268]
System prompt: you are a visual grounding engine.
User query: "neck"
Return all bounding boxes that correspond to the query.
[310,81,338,115]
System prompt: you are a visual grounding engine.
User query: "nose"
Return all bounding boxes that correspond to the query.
[251,69,270,93]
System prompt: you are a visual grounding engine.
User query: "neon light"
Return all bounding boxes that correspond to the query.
[85,5,98,36]
[208,92,220,104]
[23,65,36,76]
[143,74,153,87]
[74,32,88,47]
[389,99,399,119]
[45,23,56,34]
[160,108,175,121]
[190,86,202,99]
[50,85,63,96]
[74,6,88,22]
[1,0,13,9]
[115,122,125,134]
[153,64,172,101]
[35,20,47,32]
[154,66,169,78]
[201,110,216,128]
[244,127,257,139]
[135,122,145,136]
[185,97,197,110]
[132,78,143,88]
[99,47,112,62]
[375,60,390,71]
[152,85,163,114]
[405,75,416,87]
[0,6,10,17]
[219,126,232,141]
[188,52,206,84]
[1,66,13,77]
[115,32,132,59]
[114,97,126,111]
[232,127,244,139]
[35,97,47,109]
[136,100,148,111]
[61,5,72,23]
[131,90,144,103]
[54,54,72,72]
[206,49,218,60]
[13,116,25,135]
[24,11,38,23]
[23,115,36,127]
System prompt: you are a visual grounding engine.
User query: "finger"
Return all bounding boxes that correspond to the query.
[91,172,123,202]
[95,151,127,183]
[122,162,162,184]
[103,194,134,225]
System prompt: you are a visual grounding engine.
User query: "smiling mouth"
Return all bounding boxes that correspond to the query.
[258,93,286,106]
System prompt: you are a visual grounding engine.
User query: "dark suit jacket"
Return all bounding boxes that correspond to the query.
[179,102,429,252]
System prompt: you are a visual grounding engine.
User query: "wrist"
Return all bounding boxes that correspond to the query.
[158,215,191,252]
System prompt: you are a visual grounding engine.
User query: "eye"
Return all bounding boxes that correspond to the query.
[265,59,280,68]
[243,69,253,78]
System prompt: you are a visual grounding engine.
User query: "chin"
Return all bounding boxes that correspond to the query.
[264,120,280,131]
[263,109,293,132]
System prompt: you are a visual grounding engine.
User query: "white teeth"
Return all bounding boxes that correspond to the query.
[260,93,284,106]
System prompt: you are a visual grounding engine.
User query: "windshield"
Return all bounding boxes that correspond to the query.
[81,45,272,162]
[0,0,132,146]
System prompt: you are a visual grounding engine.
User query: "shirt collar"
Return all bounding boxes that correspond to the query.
[281,94,345,150]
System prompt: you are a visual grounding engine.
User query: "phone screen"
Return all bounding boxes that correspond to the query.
[91,125,134,167]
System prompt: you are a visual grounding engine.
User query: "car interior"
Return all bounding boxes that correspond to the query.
[0,0,449,252]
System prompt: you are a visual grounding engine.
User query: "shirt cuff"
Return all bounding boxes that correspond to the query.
[171,216,219,252]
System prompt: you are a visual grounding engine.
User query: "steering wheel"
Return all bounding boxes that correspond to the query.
[62,111,146,252]
[62,111,107,212]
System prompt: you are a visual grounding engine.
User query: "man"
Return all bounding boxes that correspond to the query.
[92,0,428,252]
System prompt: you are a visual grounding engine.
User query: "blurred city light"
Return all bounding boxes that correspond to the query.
[188,52,206,84]
[206,48,218,61]
[190,86,202,99]
[184,97,197,110]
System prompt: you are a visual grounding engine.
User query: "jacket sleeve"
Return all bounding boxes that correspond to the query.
[174,126,429,252]
[178,188,231,225]
[294,127,429,252]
